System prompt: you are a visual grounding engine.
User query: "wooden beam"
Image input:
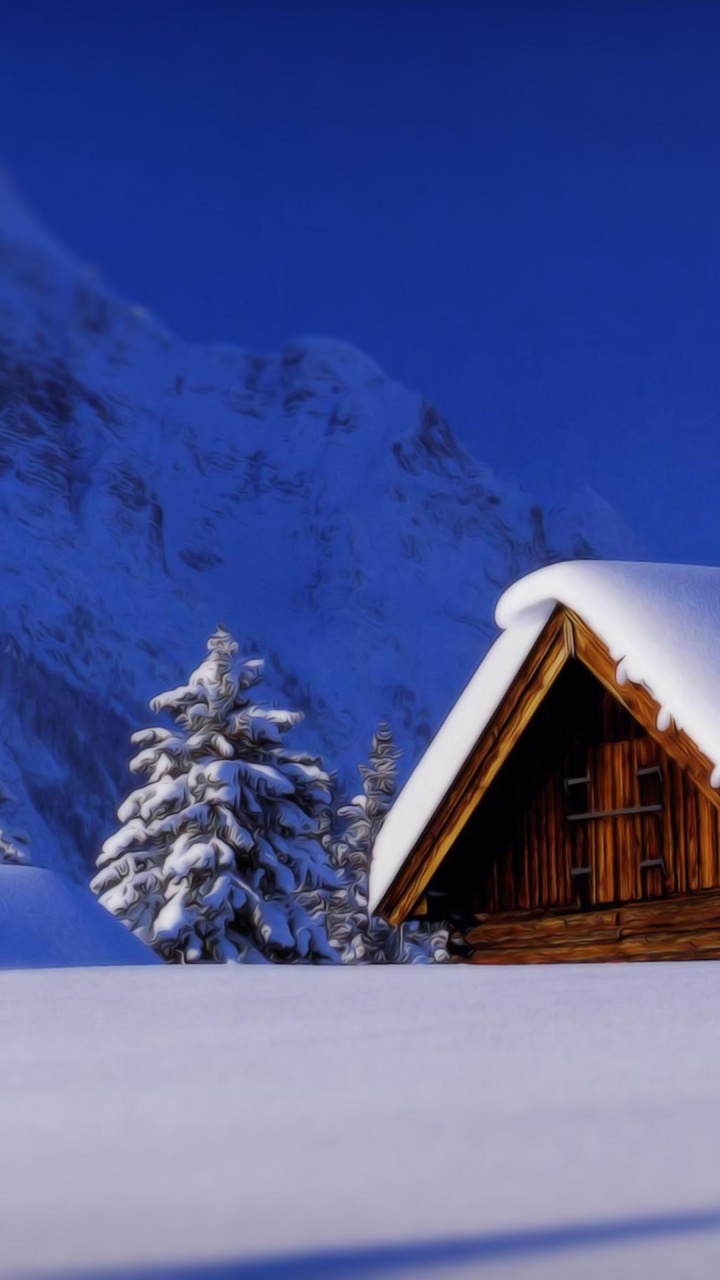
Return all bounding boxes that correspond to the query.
[468,931,720,963]
[465,887,720,963]
[562,611,576,658]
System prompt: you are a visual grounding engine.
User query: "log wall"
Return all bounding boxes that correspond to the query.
[461,889,720,963]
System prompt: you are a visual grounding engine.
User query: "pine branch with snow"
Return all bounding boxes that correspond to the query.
[91,627,339,963]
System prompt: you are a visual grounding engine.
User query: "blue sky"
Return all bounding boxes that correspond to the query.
[2,1,720,563]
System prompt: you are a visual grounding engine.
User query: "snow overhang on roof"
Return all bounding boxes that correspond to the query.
[369,560,720,914]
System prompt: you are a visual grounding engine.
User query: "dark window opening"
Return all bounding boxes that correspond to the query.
[569,864,592,908]
[637,764,663,810]
[565,774,591,817]
[637,764,666,875]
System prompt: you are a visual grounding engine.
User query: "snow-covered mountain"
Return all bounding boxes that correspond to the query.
[0,171,641,881]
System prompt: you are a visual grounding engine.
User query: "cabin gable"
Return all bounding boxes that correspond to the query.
[377,606,720,961]
[378,606,571,924]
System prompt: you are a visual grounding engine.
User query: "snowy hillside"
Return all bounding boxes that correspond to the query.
[0,864,157,967]
[0,171,640,881]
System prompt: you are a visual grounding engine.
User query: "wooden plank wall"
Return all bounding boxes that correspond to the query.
[475,719,720,916]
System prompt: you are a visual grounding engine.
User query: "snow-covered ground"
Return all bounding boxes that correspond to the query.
[3,964,720,1279]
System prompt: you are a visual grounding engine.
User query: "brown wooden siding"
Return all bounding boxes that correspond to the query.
[472,734,720,914]
[424,657,720,924]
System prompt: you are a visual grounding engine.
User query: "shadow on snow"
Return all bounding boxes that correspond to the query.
[67,1207,720,1279]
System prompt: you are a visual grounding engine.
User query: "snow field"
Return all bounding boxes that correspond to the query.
[2,963,720,1278]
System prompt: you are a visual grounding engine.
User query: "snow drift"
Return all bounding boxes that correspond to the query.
[0,864,157,966]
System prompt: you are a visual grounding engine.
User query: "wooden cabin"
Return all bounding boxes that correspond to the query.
[369,561,720,962]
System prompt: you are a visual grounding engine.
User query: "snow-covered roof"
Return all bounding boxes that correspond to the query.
[0,865,159,968]
[369,560,720,913]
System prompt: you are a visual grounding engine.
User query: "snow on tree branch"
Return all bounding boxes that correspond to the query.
[91,626,338,963]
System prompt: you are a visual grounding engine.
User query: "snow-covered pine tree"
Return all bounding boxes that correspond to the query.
[0,829,26,864]
[91,627,339,963]
[0,785,28,865]
[327,722,399,960]
[329,724,448,963]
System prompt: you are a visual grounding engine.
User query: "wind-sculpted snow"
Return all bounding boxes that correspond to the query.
[0,172,640,880]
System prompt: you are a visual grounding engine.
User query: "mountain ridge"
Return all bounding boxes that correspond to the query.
[0,174,642,880]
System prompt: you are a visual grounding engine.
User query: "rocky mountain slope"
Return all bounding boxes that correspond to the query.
[0,171,640,879]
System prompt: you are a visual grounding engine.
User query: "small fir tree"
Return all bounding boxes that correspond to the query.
[91,627,338,963]
[0,786,28,865]
[329,724,449,963]
[0,830,26,864]
[328,723,399,960]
